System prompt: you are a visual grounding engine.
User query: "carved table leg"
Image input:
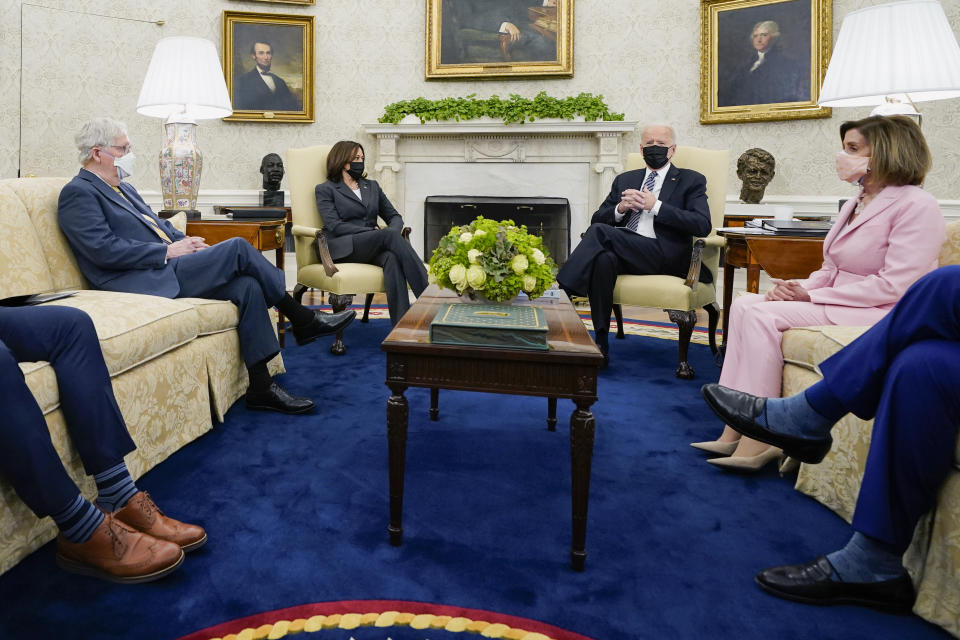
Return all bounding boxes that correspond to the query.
[668,309,698,380]
[429,387,439,421]
[387,382,409,546]
[328,293,354,355]
[547,397,557,431]
[569,399,596,571]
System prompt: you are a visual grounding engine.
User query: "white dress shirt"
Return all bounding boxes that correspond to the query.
[614,162,670,239]
[749,51,766,72]
[257,68,277,92]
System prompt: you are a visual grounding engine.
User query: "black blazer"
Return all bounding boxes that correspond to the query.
[234,69,299,111]
[592,164,713,283]
[315,178,404,261]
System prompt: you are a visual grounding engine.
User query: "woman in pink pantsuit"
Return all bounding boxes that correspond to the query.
[693,115,945,471]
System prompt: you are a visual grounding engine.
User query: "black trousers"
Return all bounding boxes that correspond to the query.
[557,223,665,338]
[341,229,428,324]
[0,306,135,517]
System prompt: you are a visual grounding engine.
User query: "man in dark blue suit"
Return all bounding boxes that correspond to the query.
[702,266,960,612]
[557,124,712,365]
[58,118,355,414]
[0,305,203,582]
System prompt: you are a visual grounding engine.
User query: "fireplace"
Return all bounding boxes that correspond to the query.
[424,195,570,264]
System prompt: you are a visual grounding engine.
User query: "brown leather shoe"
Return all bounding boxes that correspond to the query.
[56,514,184,584]
[114,492,207,552]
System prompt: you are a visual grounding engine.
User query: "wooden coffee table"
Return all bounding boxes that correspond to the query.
[381,286,604,570]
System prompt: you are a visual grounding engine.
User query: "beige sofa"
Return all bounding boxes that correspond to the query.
[0,177,281,575]
[781,220,960,636]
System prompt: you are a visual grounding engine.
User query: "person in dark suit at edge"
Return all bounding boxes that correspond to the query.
[314,141,428,325]
[57,118,355,415]
[0,305,203,583]
[233,41,300,112]
[557,124,712,366]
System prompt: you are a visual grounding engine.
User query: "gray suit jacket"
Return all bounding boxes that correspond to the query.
[314,178,404,261]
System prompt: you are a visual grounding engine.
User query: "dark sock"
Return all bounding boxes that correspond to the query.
[275,294,315,328]
[52,494,104,544]
[247,360,273,394]
[94,462,139,512]
[804,382,849,423]
[761,391,837,440]
[826,532,904,582]
[594,330,609,354]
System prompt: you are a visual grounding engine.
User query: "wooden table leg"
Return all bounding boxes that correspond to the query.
[547,397,557,431]
[722,262,735,349]
[746,263,761,294]
[277,247,286,347]
[569,399,596,571]
[387,382,409,546]
[429,388,439,421]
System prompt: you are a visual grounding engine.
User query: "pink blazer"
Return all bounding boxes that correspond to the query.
[797,184,945,325]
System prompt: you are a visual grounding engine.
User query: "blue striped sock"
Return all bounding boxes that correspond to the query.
[94,462,138,512]
[52,494,104,544]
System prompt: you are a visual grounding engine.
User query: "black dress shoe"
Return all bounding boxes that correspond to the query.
[246,382,315,414]
[756,556,915,613]
[292,309,356,346]
[700,383,832,464]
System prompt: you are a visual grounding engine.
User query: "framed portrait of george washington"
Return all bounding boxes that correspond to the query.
[222,11,314,123]
[700,0,832,124]
[426,0,573,79]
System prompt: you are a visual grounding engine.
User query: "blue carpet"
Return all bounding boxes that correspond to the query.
[0,320,950,639]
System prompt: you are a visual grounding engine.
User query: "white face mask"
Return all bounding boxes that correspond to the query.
[113,152,136,181]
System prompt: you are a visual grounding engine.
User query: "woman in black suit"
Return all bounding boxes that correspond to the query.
[314,141,428,324]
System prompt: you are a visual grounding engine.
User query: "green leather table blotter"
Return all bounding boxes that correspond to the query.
[429,303,549,350]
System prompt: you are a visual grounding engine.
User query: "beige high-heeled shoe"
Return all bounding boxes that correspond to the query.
[690,440,739,456]
[706,446,783,472]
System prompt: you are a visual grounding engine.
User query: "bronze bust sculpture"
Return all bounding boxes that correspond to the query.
[736,148,775,204]
[259,153,284,206]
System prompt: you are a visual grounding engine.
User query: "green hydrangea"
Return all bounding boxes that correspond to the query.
[427,216,558,302]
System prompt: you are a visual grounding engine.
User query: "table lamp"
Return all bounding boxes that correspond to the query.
[137,36,233,219]
[818,0,960,122]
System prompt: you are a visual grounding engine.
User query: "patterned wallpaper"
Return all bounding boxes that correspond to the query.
[2,0,959,202]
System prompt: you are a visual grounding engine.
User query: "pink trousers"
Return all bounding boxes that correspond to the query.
[718,294,833,398]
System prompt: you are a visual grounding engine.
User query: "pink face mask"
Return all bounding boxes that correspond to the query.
[836,151,870,184]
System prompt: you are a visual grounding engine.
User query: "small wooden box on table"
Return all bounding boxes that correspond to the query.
[186,213,289,344]
[381,286,604,570]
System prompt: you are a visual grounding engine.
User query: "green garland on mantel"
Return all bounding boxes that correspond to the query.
[378,91,625,125]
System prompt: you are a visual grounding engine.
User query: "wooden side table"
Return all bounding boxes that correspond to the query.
[717,229,825,347]
[186,215,289,346]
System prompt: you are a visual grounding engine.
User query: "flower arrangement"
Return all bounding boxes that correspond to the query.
[428,216,558,302]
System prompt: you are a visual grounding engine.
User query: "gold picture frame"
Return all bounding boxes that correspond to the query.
[700,0,832,124]
[222,11,314,123]
[231,0,315,4]
[425,0,573,79]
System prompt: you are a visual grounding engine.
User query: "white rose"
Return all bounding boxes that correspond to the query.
[448,264,467,286]
[511,254,529,274]
[428,271,438,284]
[473,229,487,237]
[458,232,473,243]
[466,264,486,288]
[467,249,482,264]
[522,274,538,292]
[531,248,546,265]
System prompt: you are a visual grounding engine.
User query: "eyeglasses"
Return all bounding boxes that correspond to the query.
[101,144,132,155]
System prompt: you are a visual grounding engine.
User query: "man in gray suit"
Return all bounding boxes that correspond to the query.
[58,118,354,415]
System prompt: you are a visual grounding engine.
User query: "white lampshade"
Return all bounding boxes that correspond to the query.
[137,36,232,120]
[819,0,960,107]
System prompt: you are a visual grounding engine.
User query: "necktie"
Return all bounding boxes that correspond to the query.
[625,170,657,232]
[112,186,172,243]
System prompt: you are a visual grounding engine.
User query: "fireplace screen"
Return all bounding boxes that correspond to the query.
[424,196,571,265]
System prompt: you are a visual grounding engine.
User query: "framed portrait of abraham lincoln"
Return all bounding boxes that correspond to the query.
[222,11,315,123]
[700,0,832,124]
[426,0,573,79]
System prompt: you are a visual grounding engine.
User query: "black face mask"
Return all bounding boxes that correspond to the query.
[642,145,670,170]
[347,161,364,180]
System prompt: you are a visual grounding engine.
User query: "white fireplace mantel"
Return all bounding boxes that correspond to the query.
[362,119,639,257]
